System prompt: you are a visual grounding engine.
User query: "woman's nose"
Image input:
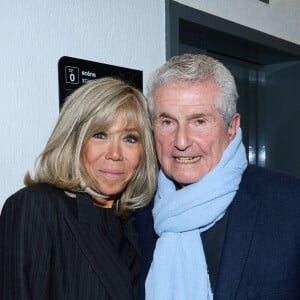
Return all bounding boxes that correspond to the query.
[105,140,123,161]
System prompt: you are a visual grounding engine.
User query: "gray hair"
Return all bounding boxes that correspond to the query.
[147,53,238,126]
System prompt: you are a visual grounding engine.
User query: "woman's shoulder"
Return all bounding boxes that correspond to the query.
[6,183,64,202]
[1,183,71,219]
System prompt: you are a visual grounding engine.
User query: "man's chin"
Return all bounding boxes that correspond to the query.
[172,175,203,187]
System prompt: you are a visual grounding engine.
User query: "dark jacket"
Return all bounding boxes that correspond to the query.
[0,183,141,300]
[136,165,300,299]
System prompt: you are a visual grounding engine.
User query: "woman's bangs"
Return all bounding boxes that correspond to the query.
[118,101,142,130]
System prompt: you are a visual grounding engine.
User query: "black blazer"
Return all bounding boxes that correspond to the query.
[136,165,300,299]
[0,183,141,300]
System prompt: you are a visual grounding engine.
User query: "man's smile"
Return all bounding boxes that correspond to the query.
[174,156,201,163]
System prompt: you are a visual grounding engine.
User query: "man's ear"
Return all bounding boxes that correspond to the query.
[228,113,240,140]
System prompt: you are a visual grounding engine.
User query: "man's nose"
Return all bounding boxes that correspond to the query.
[174,125,191,150]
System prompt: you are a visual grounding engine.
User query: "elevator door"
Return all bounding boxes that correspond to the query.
[217,56,300,178]
[259,61,300,176]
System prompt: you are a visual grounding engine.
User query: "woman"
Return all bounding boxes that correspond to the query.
[0,77,158,300]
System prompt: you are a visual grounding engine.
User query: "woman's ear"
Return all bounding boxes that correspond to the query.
[228,113,240,140]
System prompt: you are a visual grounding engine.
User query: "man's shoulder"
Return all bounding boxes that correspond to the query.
[240,164,300,199]
[243,164,300,184]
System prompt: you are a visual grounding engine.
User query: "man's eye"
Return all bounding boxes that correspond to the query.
[93,132,107,139]
[162,119,172,126]
[196,119,205,125]
[124,135,139,143]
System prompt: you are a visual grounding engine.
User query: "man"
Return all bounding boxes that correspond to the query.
[136,54,300,299]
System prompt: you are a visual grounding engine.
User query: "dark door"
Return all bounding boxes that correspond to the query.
[258,61,300,176]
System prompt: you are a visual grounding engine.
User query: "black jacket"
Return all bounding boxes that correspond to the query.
[0,183,140,300]
[136,165,300,299]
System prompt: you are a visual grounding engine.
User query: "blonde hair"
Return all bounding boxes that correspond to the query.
[25,77,158,217]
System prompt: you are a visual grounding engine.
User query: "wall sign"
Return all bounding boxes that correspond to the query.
[58,56,143,109]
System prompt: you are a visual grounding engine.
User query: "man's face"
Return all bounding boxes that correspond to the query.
[152,80,240,186]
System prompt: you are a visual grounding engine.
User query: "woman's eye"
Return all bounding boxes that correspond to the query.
[93,132,107,139]
[124,135,139,143]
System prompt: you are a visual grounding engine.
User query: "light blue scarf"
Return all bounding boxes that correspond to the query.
[145,128,248,300]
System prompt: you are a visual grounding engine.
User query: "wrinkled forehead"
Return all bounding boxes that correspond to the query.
[153,79,218,103]
[153,78,217,98]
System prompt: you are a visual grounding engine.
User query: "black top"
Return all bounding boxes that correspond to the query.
[201,209,229,292]
[0,183,140,300]
[96,206,140,289]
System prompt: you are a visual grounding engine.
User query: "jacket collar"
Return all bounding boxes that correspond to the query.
[214,166,262,299]
[64,192,140,300]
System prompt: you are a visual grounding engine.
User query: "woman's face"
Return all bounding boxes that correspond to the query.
[81,113,142,207]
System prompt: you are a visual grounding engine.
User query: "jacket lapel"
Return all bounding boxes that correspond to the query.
[214,168,261,300]
[64,193,136,300]
[122,217,142,256]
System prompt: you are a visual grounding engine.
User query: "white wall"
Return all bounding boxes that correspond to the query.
[0,0,165,206]
[1,0,300,208]
[176,0,300,44]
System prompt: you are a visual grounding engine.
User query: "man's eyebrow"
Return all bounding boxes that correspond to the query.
[187,113,207,120]
[156,112,207,119]
[157,112,173,118]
